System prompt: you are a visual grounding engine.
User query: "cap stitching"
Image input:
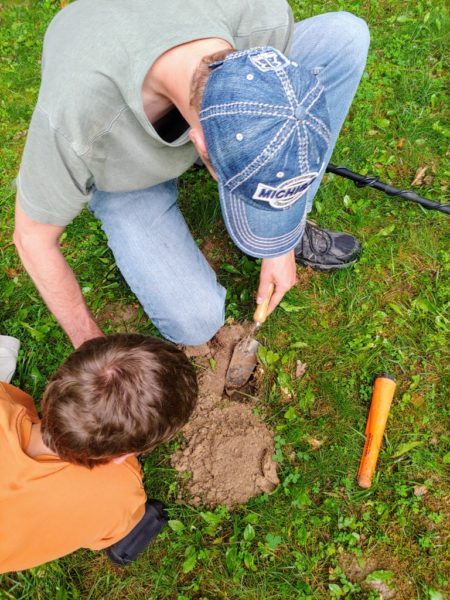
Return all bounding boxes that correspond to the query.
[305,120,331,145]
[303,88,331,140]
[296,122,310,173]
[231,191,305,248]
[303,84,322,113]
[226,120,295,191]
[302,79,324,113]
[298,78,321,108]
[200,101,291,118]
[221,46,274,63]
[295,122,303,174]
[233,202,306,251]
[201,108,294,122]
[274,66,297,111]
[208,47,275,70]
[202,47,330,249]
[226,120,293,189]
[306,110,331,142]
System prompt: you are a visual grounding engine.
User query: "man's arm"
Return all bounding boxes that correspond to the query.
[13,196,103,348]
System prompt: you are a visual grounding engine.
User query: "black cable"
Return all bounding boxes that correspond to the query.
[326,164,450,215]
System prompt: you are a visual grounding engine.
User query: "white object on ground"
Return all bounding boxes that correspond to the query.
[0,336,20,383]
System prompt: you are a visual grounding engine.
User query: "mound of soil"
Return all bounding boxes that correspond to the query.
[171,325,279,508]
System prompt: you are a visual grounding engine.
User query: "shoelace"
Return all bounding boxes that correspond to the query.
[305,223,332,255]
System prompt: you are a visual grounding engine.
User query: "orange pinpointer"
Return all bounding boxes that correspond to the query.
[357,374,396,489]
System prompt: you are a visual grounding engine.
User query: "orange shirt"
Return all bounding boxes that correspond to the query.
[0,382,146,573]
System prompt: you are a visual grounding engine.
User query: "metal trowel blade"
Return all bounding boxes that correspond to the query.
[225,335,260,390]
[225,283,274,391]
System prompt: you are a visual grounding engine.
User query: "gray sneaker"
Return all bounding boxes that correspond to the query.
[295,221,361,271]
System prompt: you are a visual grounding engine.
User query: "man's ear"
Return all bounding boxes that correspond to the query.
[189,127,218,180]
[112,452,135,465]
[189,127,208,159]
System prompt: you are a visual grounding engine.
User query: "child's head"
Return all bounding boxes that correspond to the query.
[41,334,198,468]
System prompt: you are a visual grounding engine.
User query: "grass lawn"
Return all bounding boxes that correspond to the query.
[0,0,448,598]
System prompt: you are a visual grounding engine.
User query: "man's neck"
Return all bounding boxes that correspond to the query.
[26,422,58,459]
[142,37,232,129]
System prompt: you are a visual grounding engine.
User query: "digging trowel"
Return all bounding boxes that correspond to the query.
[225,284,274,391]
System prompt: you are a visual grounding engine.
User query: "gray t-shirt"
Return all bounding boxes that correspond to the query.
[17,0,294,226]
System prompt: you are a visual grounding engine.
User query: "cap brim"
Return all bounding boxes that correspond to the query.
[218,183,307,259]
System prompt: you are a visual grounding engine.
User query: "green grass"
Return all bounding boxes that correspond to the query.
[1,0,449,598]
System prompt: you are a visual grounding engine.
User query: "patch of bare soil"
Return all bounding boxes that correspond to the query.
[340,554,402,599]
[97,302,142,331]
[296,265,317,289]
[200,234,235,272]
[340,528,450,600]
[172,324,279,508]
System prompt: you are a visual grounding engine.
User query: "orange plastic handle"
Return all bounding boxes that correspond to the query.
[357,375,396,488]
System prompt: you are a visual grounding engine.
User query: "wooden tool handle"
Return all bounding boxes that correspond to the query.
[357,375,396,488]
[253,284,274,325]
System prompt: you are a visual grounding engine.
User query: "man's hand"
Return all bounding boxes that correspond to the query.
[257,250,297,316]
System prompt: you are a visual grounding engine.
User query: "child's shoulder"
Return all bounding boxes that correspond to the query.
[64,455,144,500]
[0,382,39,419]
[58,457,146,543]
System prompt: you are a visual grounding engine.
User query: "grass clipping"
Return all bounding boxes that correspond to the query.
[171,325,279,508]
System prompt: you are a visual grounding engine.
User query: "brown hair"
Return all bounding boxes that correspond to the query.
[41,334,197,468]
[190,48,236,113]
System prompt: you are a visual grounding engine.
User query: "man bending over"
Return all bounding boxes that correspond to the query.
[14,1,370,348]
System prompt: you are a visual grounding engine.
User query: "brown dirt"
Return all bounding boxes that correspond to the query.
[97,302,143,331]
[340,553,403,599]
[295,265,317,289]
[172,324,279,509]
[340,554,378,582]
[200,234,236,272]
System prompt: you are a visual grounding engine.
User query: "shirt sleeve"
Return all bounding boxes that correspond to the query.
[82,460,147,551]
[17,106,94,226]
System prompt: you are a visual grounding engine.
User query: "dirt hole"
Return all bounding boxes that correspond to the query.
[171,324,279,508]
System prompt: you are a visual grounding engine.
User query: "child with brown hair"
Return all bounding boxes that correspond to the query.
[0,333,197,572]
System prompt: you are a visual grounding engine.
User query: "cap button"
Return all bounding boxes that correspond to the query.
[295,105,307,121]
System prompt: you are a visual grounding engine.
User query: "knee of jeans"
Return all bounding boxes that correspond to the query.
[165,291,225,346]
[176,309,225,346]
[339,11,370,54]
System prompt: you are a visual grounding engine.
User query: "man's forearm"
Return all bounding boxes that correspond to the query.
[14,236,103,348]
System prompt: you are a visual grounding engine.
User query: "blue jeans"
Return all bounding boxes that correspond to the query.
[89,12,370,345]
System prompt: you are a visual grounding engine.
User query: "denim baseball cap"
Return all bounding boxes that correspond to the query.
[200,46,331,258]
